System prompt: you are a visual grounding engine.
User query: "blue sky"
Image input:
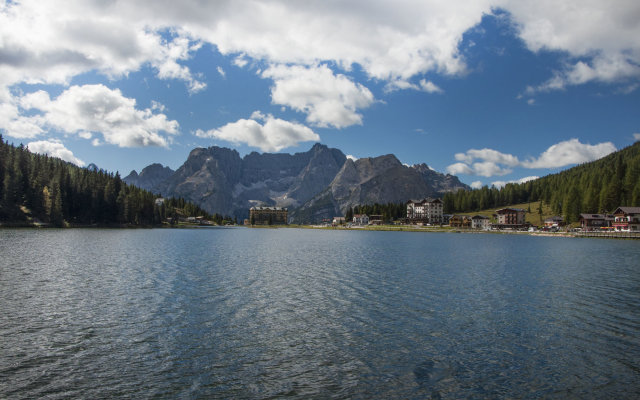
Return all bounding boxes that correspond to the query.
[1,1,639,188]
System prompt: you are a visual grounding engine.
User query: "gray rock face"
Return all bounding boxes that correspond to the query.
[290,155,469,223]
[135,143,346,218]
[123,163,174,192]
[125,144,468,222]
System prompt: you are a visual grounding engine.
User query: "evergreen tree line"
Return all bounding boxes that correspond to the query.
[0,136,214,226]
[344,202,406,222]
[442,142,640,223]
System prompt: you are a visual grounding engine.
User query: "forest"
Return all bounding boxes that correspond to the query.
[442,142,640,223]
[0,136,217,227]
[344,202,407,222]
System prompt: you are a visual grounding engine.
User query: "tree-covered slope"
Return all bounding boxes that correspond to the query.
[0,135,212,227]
[443,141,640,223]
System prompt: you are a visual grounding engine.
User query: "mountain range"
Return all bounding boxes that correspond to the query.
[123,143,468,223]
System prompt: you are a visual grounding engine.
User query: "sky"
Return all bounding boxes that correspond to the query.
[1,0,639,188]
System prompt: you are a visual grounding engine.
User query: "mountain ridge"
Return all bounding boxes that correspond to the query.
[123,143,468,222]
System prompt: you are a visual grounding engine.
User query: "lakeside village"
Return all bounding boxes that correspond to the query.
[246,199,640,235]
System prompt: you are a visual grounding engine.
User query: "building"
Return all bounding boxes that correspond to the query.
[369,215,383,225]
[449,215,471,228]
[579,213,613,231]
[492,208,527,230]
[471,215,491,230]
[406,198,443,224]
[442,214,452,225]
[249,206,288,225]
[612,207,640,232]
[544,216,564,228]
[332,217,345,226]
[353,214,369,226]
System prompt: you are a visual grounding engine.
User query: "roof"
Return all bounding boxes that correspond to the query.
[496,208,525,214]
[471,215,489,220]
[579,213,613,220]
[406,198,442,205]
[612,206,640,215]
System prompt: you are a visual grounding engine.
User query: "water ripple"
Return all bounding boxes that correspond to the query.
[1,229,639,398]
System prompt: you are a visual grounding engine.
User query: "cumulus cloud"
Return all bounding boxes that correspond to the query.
[446,162,474,175]
[491,176,539,189]
[27,140,85,166]
[8,84,179,147]
[0,1,204,92]
[195,111,319,152]
[386,79,444,93]
[470,181,484,189]
[521,138,616,168]
[447,138,616,177]
[507,1,640,93]
[1,0,639,102]
[454,148,520,167]
[472,161,512,177]
[633,133,640,141]
[261,64,375,128]
[346,154,359,161]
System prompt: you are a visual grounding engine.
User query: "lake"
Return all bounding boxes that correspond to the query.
[1,228,639,399]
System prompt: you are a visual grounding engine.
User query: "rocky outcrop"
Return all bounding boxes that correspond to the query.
[124,144,468,222]
[123,163,174,192]
[289,155,468,223]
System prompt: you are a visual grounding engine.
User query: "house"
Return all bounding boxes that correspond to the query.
[544,216,564,227]
[442,214,452,225]
[492,208,527,229]
[332,217,345,226]
[249,206,288,225]
[579,213,613,231]
[612,207,640,232]
[406,198,443,224]
[449,215,471,228]
[353,214,369,226]
[369,215,383,225]
[471,215,491,230]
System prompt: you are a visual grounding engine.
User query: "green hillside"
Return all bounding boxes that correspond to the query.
[443,141,640,223]
[0,135,213,227]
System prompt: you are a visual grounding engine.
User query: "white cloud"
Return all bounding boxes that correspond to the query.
[0,1,204,92]
[522,138,616,168]
[633,133,640,141]
[446,162,474,175]
[420,79,444,93]
[472,161,512,177]
[262,64,375,128]
[0,0,638,102]
[455,148,521,167]
[10,84,179,147]
[0,102,44,139]
[195,112,319,152]
[385,79,444,93]
[470,181,484,189]
[491,176,539,189]
[346,154,359,161]
[449,138,616,177]
[233,55,249,68]
[506,0,640,92]
[27,140,85,166]
[217,66,226,78]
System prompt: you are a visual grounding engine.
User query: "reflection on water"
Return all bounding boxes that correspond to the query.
[1,228,639,398]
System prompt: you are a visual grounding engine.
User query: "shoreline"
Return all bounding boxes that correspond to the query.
[2,221,638,239]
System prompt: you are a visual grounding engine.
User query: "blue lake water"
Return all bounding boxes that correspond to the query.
[1,228,639,399]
